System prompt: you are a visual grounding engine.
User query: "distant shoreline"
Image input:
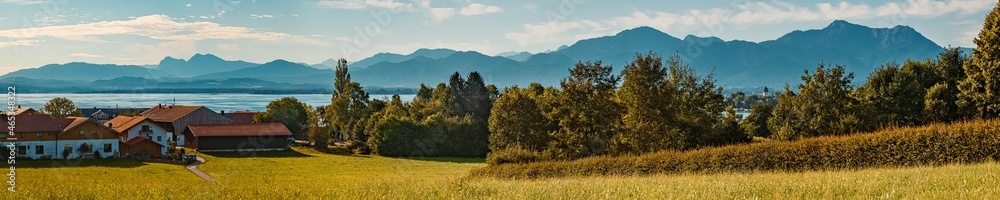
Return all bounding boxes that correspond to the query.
[70,88,418,95]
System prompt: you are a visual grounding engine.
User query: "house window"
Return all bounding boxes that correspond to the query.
[79,130,85,135]
[141,125,151,132]
[64,144,73,154]
[36,132,41,138]
[157,136,162,142]
[103,144,112,153]
[16,146,26,156]
[35,145,43,154]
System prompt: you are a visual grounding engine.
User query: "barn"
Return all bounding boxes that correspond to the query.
[183,123,292,152]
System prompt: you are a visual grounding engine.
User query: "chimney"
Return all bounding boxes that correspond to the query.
[221,110,225,115]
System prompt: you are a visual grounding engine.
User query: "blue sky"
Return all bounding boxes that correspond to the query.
[0,0,994,74]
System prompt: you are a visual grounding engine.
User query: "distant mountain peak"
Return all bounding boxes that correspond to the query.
[616,26,668,37]
[683,35,724,44]
[823,20,868,31]
[189,53,223,62]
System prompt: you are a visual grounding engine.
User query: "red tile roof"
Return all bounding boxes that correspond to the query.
[11,107,38,115]
[224,112,256,124]
[141,105,205,122]
[0,114,64,132]
[187,123,292,137]
[106,116,154,133]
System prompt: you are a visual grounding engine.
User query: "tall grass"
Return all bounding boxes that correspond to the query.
[7,145,1000,199]
[469,119,1000,179]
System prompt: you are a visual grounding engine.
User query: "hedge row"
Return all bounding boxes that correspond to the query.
[468,119,1000,179]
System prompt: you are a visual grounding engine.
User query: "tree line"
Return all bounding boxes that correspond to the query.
[253,4,1000,161]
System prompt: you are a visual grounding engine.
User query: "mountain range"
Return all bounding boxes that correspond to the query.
[0,20,961,92]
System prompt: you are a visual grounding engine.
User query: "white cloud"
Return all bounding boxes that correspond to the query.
[460,3,503,16]
[317,0,411,10]
[250,14,274,19]
[505,0,996,46]
[70,53,103,58]
[0,39,41,48]
[429,7,456,22]
[1,0,47,5]
[0,15,291,41]
[185,3,192,7]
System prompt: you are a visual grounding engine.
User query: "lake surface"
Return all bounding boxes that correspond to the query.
[13,93,416,112]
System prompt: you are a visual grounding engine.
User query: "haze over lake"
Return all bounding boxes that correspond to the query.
[15,93,416,112]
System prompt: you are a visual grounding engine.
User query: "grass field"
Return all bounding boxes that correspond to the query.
[6,147,999,199]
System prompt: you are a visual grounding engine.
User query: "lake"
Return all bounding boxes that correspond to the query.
[13,93,416,113]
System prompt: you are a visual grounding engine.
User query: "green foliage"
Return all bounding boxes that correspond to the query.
[855,62,926,128]
[42,97,83,118]
[327,59,371,148]
[307,105,329,149]
[366,71,495,157]
[549,61,622,159]
[701,106,749,146]
[742,103,774,138]
[769,64,859,140]
[930,47,969,122]
[255,97,311,137]
[487,86,553,153]
[485,147,550,165]
[614,53,674,153]
[471,119,1000,179]
[960,2,1000,119]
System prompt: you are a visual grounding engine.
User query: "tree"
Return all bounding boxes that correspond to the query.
[326,59,370,146]
[769,64,859,140]
[702,106,749,146]
[959,2,1000,119]
[255,97,310,138]
[488,86,553,152]
[549,61,621,159]
[929,47,968,122]
[614,53,676,153]
[665,54,725,148]
[42,97,82,118]
[854,62,925,128]
[742,103,774,138]
[307,105,330,149]
[769,86,803,140]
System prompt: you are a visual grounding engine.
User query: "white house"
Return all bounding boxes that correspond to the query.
[106,116,171,156]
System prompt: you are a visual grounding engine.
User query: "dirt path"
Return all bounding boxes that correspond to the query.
[186,156,218,182]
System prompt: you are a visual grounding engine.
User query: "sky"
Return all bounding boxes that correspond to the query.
[0,0,994,74]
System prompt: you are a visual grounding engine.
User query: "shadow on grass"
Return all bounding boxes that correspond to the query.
[17,158,149,168]
[400,156,485,164]
[200,149,315,158]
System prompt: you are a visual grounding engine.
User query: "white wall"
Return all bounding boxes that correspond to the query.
[15,139,119,159]
[123,121,171,155]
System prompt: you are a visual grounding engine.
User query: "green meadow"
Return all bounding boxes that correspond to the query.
[6,146,998,199]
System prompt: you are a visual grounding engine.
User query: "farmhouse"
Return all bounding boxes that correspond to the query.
[106,116,171,157]
[82,107,149,123]
[10,107,39,115]
[141,104,233,146]
[3,115,120,159]
[222,110,256,124]
[183,123,292,152]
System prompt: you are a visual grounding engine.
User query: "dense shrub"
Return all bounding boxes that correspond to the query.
[485,147,551,165]
[469,119,1000,179]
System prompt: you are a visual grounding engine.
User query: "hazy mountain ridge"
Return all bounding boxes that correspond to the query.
[0,20,961,90]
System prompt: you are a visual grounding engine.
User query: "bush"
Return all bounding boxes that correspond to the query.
[485,147,551,165]
[469,119,1000,179]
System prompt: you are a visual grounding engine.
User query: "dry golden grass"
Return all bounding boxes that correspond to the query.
[6,147,999,199]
